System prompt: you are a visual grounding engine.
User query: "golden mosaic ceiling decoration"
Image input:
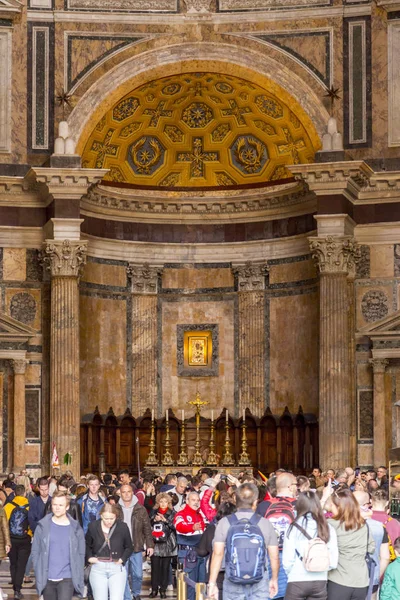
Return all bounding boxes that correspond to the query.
[82,72,317,188]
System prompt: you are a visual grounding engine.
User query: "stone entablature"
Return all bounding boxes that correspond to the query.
[81,180,313,224]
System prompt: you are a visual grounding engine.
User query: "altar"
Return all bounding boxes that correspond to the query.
[80,398,318,476]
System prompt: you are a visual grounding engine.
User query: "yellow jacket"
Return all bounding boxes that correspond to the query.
[4,496,32,537]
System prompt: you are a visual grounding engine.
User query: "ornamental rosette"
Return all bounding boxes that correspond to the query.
[309,236,360,274]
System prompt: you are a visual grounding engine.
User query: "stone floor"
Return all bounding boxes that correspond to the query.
[0,559,177,599]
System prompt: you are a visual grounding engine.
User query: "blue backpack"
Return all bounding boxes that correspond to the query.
[225,513,266,585]
[9,502,29,538]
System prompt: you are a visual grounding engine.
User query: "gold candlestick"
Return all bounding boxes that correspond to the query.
[222,420,234,466]
[177,418,189,466]
[207,417,218,466]
[238,416,251,466]
[145,415,158,466]
[162,418,174,466]
[191,409,203,466]
[188,392,208,467]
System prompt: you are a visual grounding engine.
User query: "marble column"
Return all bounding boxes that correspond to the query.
[233,263,268,417]
[309,236,359,469]
[370,358,389,468]
[12,359,27,472]
[42,239,87,477]
[127,264,163,417]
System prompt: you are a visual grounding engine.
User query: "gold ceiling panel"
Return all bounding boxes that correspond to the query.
[82,72,317,188]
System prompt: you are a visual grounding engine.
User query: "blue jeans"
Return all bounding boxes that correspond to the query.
[223,572,270,600]
[124,551,143,599]
[177,549,206,600]
[90,561,127,600]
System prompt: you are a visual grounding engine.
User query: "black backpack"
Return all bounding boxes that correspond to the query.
[9,502,29,538]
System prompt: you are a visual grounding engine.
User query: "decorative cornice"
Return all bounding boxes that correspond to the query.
[232,262,269,291]
[0,0,22,21]
[184,0,213,12]
[81,181,313,224]
[309,235,360,275]
[12,359,27,375]
[127,263,164,294]
[42,239,88,278]
[369,358,389,374]
[290,161,371,201]
[32,168,108,203]
[291,161,400,204]
[376,0,400,12]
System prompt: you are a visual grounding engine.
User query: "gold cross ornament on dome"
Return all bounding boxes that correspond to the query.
[81,72,319,188]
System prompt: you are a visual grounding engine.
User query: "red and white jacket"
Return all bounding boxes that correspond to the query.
[174,504,206,543]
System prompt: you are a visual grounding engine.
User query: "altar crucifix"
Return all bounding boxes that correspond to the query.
[188,391,208,465]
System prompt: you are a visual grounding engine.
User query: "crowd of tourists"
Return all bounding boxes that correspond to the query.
[0,465,399,600]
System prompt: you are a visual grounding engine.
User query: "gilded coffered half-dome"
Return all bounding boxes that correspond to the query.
[81,72,318,188]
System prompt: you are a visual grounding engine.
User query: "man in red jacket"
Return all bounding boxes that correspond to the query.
[174,492,206,600]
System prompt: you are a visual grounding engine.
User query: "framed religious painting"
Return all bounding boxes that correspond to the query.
[177,323,219,377]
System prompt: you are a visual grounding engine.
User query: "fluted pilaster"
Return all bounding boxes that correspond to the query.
[309,236,359,469]
[43,239,86,476]
[233,263,268,417]
[12,359,27,471]
[370,358,389,467]
[128,264,163,416]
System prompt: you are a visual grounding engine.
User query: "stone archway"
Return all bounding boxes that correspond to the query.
[69,42,329,154]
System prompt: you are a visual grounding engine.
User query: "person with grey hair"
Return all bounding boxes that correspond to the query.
[174,491,206,600]
[208,483,279,600]
[170,477,188,512]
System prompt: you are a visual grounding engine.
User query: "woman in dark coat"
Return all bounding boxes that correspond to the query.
[149,492,177,598]
[86,503,133,600]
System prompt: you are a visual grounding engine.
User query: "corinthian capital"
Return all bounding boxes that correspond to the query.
[232,262,269,291]
[370,358,389,374]
[13,359,27,374]
[309,236,360,274]
[42,239,88,277]
[127,263,163,294]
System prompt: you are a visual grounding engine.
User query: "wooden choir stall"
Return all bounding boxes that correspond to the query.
[80,404,318,476]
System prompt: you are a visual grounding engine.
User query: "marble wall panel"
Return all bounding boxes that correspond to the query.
[254,31,331,87]
[370,245,394,278]
[357,361,373,388]
[162,267,233,290]
[25,443,40,466]
[27,22,55,153]
[269,258,316,285]
[357,443,373,468]
[0,29,11,153]
[160,298,235,418]
[4,287,41,331]
[269,290,318,415]
[26,364,41,386]
[389,22,400,147]
[67,34,144,92]
[26,389,40,439]
[82,261,127,288]
[80,294,127,415]
[0,372,3,472]
[2,248,26,281]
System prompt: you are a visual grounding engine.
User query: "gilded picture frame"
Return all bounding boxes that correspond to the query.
[177,324,219,377]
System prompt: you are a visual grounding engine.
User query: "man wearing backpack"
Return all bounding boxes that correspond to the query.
[263,473,297,600]
[208,483,279,600]
[4,484,31,600]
